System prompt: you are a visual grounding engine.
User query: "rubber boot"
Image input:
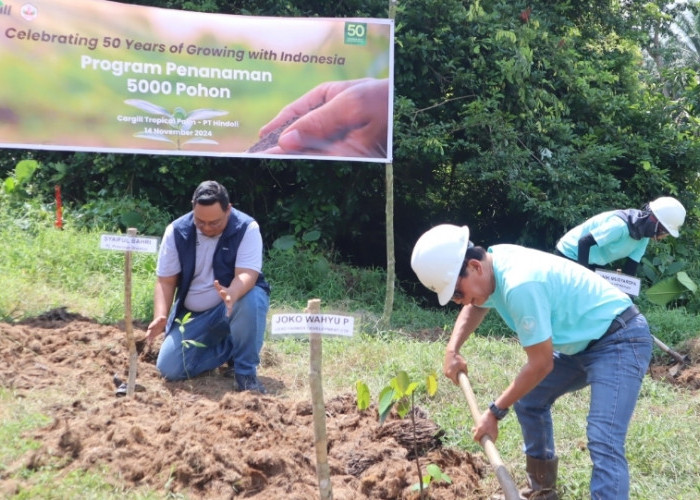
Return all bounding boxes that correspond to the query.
[519,455,558,500]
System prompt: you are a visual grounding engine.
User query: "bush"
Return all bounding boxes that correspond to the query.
[69,196,173,236]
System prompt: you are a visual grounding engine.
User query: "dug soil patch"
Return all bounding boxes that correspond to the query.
[0,311,487,499]
[648,337,700,391]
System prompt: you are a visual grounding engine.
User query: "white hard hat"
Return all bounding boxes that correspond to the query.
[649,196,685,237]
[411,224,470,306]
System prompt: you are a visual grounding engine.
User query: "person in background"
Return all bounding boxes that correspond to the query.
[145,180,270,393]
[555,196,685,275]
[411,224,653,499]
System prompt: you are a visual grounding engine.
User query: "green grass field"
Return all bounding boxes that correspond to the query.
[1,210,699,498]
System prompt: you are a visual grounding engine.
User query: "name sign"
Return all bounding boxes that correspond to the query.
[271,313,354,337]
[100,234,159,253]
[595,269,641,297]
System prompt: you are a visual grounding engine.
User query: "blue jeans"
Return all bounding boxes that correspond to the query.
[513,314,652,499]
[156,286,269,381]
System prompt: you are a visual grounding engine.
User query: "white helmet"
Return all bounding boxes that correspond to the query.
[411,224,470,306]
[649,196,685,237]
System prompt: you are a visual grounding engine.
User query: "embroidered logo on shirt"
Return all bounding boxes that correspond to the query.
[519,316,537,334]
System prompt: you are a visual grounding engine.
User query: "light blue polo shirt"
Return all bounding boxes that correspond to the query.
[482,245,632,355]
[556,211,649,265]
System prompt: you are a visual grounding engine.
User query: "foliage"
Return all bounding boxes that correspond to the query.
[70,195,172,236]
[2,159,39,197]
[0,160,56,234]
[2,0,700,304]
[637,231,700,312]
[1,208,700,497]
[265,247,387,313]
[410,463,452,493]
[356,370,448,497]
[374,370,438,424]
[177,312,206,380]
[645,272,698,307]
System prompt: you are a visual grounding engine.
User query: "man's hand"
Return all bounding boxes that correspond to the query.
[472,409,499,443]
[443,350,468,385]
[145,316,167,343]
[214,280,234,316]
[256,78,389,157]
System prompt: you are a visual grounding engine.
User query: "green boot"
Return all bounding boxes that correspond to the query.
[519,455,558,500]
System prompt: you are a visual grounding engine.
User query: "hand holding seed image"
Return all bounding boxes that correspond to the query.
[248,78,389,158]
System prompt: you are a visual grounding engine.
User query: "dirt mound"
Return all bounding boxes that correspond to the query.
[0,312,487,499]
[648,337,700,390]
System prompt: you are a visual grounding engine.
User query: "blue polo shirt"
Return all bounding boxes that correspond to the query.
[556,211,649,265]
[482,245,632,355]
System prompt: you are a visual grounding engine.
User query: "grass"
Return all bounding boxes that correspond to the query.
[1,205,700,498]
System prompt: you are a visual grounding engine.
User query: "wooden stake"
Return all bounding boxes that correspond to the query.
[125,227,138,397]
[306,298,332,500]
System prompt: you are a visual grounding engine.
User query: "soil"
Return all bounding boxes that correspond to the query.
[1,309,698,500]
[0,309,487,499]
[648,336,700,390]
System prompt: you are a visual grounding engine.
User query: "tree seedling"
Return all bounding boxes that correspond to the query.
[176,312,206,379]
[356,370,451,498]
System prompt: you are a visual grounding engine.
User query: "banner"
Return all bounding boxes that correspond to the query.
[0,0,394,162]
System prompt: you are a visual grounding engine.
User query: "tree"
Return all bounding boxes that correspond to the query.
[2,0,699,299]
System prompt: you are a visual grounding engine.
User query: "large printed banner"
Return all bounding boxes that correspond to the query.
[0,0,394,163]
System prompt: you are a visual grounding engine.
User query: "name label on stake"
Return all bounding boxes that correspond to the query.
[271,314,354,337]
[100,234,159,253]
[595,269,641,297]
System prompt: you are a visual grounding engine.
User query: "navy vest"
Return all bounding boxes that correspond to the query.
[168,207,270,325]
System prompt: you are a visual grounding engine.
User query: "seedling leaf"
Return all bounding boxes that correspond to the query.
[356,381,370,410]
[405,381,419,397]
[378,386,395,424]
[125,99,172,117]
[426,463,452,483]
[410,476,432,491]
[391,370,410,395]
[186,108,229,121]
[183,340,206,348]
[134,133,176,144]
[426,372,438,396]
[396,397,411,418]
[176,312,193,334]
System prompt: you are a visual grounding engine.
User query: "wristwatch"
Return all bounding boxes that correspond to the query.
[488,401,509,420]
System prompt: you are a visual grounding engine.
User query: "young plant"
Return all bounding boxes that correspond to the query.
[356,370,451,499]
[176,312,206,379]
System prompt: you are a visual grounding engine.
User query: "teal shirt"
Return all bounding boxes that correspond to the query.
[482,245,632,355]
[556,211,649,266]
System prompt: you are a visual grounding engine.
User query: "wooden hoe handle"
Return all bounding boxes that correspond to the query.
[458,372,520,500]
